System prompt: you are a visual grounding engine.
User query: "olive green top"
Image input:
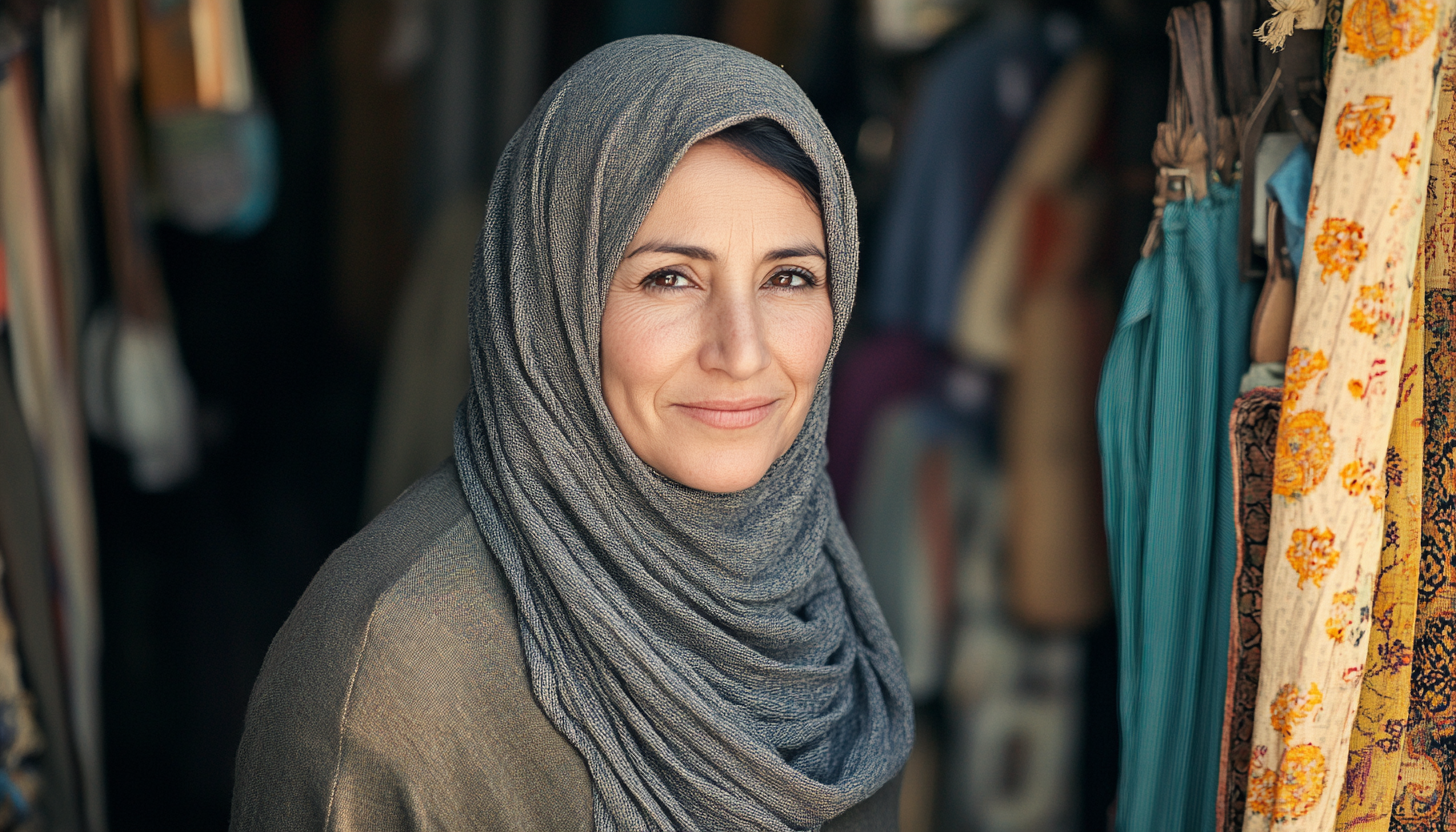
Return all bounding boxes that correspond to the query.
[230,461,902,831]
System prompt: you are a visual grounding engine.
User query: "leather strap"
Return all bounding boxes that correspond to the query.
[1278,28,1324,152]
[1237,68,1285,279]
[1222,0,1258,116]
[1173,5,1218,173]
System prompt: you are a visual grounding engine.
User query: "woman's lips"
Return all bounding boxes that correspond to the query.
[674,398,778,429]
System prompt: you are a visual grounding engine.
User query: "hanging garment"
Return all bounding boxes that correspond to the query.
[1218,136,1316,830]
[1098,8,1257,826]
[1336,267,1423,831]
[1242,3,1453,828]
[950,49,1107,368]
[1217,386,1284,832]
[0,541,43,829]
[940,421,1084,832]
[1098,175,1255,832]
[825,332,952,519]
[1267,145,1313,275]
[1390,50,1456,828]
[851,400,960,699]
[1393,282,1456,827]
[1003,189,1112,631]
[135,0,277,235]
[0,53,105,832]
[868,8,1068,343]
[854,396,1084,831]
[86,0,200,493]
[1249,134,1301,259]
[41,1,91,359]
[0,341,81,832]
[1323,0,1345,80]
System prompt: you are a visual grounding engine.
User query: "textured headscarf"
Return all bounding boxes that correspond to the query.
[452,35,914,831]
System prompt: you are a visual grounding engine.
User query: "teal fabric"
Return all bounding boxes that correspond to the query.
[1097,181,1256,832]
[1266,144,1313,274]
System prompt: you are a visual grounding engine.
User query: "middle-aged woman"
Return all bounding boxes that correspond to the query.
[231,35,914,831]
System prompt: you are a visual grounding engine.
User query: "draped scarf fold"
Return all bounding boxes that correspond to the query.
[451,35,914,831]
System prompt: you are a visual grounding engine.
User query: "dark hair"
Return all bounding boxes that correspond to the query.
[706,118,822,210]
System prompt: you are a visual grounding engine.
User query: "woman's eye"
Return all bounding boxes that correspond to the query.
[767,268,817,289]
[644,270,691,289]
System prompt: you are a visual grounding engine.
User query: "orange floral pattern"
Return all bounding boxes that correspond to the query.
[1276,410,1337,500]
[1286,347,1331,410]
[1287,527,1341,589]
[1338,96,1398,154]
[1315,218,1370,284]
[1250,684,1328,821]
[1351,281,1402,339]
[1340,456,1384,509]
[1272,682,1326,739]
[1238,5,1448,827]
[1327,589,1358,642]
[1395,133,1422,174]
[1347,358,1392,402]
[1343,0,1439,63]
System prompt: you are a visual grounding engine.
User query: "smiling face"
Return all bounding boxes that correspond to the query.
[601,139,834,493]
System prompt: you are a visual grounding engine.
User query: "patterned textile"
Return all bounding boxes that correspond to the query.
[1324,0,1345,82]
[1390,57,1456,826]
[1098,179,1256,832]
[0,546,41,827]
[1242,4,1453,829]
[1217,386,1283,832]
[1337,268,1423,831]
[1391,278,1456,829]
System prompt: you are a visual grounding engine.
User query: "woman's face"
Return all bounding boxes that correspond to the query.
[602,139,833,493]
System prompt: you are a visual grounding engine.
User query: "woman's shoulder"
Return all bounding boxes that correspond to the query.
[255,459,511,690]
[230,459,592,831]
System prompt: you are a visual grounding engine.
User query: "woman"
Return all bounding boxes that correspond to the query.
[231,35,913,831]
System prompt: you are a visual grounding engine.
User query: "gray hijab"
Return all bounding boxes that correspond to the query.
[452,35,914,831]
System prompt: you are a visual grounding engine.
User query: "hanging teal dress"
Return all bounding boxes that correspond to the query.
[1098,181,1256,832]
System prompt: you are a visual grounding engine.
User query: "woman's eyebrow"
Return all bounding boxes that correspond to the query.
[765,244,826,261]
[625,241,716,260]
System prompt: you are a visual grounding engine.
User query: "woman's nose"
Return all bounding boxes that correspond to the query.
[700,286,772,380]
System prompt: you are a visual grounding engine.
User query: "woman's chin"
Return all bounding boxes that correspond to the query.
[654,448,778,493]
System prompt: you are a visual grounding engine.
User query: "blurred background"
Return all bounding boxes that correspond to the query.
[0,0,1190,828]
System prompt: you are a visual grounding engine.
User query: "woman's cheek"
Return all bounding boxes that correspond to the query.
[603,296,699,391]
[765,296,834,384]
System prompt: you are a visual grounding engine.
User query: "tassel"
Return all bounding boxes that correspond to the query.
[1255,0,1325,51]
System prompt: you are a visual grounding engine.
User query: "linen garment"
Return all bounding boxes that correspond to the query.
[230,463,903,832]
[1242,4,1453,828]
[238,34,913,832]
[1097,179,1256,832]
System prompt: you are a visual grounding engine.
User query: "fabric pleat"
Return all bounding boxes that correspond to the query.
[450,35,914,832]
[1097,180,1256,832]
[1242,5,1453,828]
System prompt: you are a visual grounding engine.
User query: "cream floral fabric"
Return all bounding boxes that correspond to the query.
[1243,2,1455,828]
